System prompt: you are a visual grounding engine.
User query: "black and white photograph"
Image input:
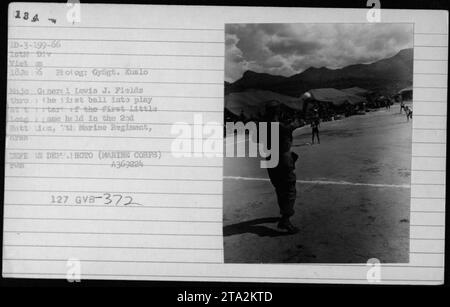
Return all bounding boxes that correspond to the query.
[223,23,414,263]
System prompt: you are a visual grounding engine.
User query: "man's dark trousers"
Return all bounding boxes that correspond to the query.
[267,152,297,217]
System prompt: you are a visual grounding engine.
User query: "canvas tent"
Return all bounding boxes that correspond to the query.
[341,87,371,97]
[224,89,305,120]
[304,88,367,106]
[398,86,413,101]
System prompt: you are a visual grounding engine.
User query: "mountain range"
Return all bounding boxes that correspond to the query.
[225,48,413,97]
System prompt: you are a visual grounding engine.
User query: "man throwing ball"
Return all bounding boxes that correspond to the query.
[264,100,302,234]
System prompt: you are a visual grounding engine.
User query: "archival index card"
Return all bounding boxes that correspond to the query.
[4,3,447,285]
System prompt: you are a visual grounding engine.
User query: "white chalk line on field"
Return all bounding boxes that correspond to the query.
[223,176,411,189]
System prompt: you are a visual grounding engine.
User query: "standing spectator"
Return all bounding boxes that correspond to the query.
[404,106,413,121]
[311,117,320,144]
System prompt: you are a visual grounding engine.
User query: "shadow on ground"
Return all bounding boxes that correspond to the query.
[223,217,294,237]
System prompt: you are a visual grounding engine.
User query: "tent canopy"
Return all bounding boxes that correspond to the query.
[225,89,305,119]
[305,88,367,106]
[398,86,412,94]
[341,87,371,97]
[398,86,413,101]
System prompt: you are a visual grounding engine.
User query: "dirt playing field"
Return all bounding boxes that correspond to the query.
[223,103,412,263]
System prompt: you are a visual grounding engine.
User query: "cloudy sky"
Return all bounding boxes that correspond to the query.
[225,23,413,82]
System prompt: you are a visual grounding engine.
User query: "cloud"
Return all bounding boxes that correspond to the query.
[225,33,248,82]
[267,38,322,56]
[225,23,413,82]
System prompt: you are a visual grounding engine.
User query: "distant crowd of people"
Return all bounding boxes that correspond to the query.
[225,92,413,140]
